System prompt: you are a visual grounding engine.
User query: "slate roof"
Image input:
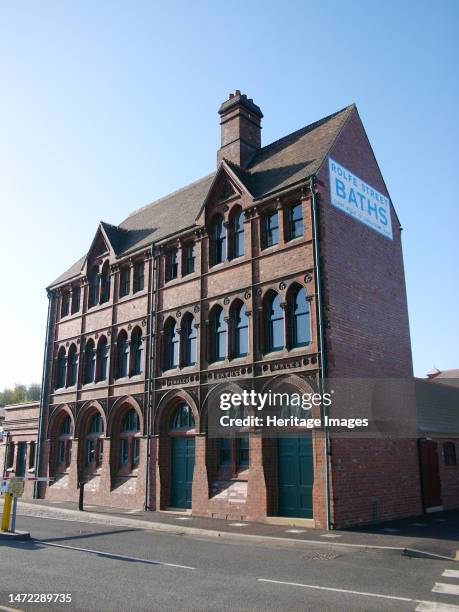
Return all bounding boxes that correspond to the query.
[416,378,459,434]
[48,104,355,288]
[426,369,459,388]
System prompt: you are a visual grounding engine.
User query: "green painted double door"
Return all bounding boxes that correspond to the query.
[171,437,195,509]
[277,435,313,519]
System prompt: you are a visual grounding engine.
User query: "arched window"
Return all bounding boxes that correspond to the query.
[67,344,78,387]
[88,265,99,308]
[264,292,284,352]
[210,306,227,362]
[130,328,143,375]
[96,337,109,381]
[170,403,195,431]
[84,340,96,384]
[444,442,457,466]
[85,412,104,468]
[117,331,129,378]
[231,301,248,358]
[119,408,140,470]
[99,261,110,304]
[210,215,226,266]
[231,208,244,259]
[56,414,72,470]
[56,347,66,389]
[164,319,179,370]
[182,314,196,367]
[60,414,71,435]
[290,286,311,348]
[122,409,140,432]
[89,412,104,433]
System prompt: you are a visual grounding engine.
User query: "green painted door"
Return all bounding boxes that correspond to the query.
[171,437,195,509]
[16,442,27,477]
[277,435,313,518]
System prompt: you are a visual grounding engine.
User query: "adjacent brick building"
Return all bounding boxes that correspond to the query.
[5,91,456,527]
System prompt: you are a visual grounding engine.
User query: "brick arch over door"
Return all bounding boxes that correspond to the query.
[260,373,318,520]
[154,389,199,436]
[154,389,198,510]
[200,380,252,435]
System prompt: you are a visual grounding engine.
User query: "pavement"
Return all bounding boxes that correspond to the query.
[1,513,459,611]
[3,497,459,561]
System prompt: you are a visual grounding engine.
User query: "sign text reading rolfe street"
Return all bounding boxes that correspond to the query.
[328,157,392,239]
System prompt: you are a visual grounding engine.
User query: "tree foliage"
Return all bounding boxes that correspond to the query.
[0,383,41,407]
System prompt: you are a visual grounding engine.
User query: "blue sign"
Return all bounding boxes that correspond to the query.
[328,158,393,239]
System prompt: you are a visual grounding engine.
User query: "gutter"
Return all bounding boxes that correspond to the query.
[143,245,159,511]
[309,176,332,530]
[34,291,53,499]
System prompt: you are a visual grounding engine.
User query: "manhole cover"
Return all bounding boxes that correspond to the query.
[303,552,340,561]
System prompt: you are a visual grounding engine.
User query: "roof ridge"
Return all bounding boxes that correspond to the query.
[252,104,355,161]
[100,220,129,233]
[125,172,216,220]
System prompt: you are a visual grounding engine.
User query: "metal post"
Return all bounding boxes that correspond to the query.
[11,496,18,532]
[1,493,13,531]
[78,481,84,511]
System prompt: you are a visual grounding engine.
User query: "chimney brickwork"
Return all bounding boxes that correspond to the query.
[217,90,263,168]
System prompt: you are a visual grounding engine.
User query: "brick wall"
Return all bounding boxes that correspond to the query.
[317,108,423,526]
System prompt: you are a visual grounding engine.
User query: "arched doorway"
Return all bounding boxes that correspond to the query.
[169,403,195,509]
[262,376,316,520]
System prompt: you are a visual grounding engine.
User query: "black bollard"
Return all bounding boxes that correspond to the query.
[78,481,85,511]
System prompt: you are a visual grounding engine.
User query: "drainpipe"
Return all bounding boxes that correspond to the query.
[309,176,331,530]
[143,245,159,511]
[34,290,53,499]
[2,432,10,479]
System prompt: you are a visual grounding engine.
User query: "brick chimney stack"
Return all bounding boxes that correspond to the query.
[217,90,263,168]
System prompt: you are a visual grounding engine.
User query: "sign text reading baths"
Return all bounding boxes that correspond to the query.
[328,158,393,239]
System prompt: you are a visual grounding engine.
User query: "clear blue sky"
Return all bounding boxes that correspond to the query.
[0,0,457,388]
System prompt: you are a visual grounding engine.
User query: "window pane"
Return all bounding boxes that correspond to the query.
[219,438,231,466]
[265,212,279,247]
[293,288,310,346]
[272,318,284,350]
[238,436,249,467]
[288,204,303,239]
[132,438,140,467]
[120,439,128,465]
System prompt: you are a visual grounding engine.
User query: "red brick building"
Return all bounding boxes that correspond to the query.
[17,91,456,528]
